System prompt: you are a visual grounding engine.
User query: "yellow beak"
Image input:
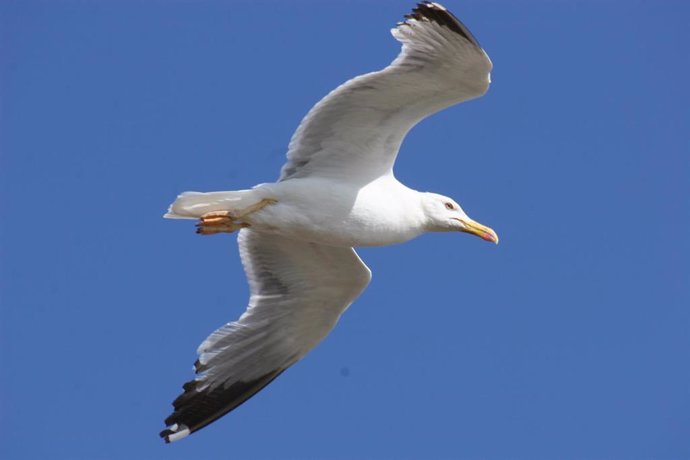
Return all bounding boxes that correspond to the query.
[457,218,499,244]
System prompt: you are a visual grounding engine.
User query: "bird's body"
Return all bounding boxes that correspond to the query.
[174,176,428,247]
[161,2,498,443]
[256,176,427,247]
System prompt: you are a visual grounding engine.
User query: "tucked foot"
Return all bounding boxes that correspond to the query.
[196,221,249,235]
[196,211,243,235]
[195,199,277,235]
[198,210,235,224]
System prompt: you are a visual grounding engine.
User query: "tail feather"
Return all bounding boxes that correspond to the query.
[164,190,254,219]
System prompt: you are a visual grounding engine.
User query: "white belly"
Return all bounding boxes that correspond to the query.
[246,177,426,247]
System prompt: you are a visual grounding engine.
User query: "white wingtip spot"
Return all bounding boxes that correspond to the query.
[166,424,191,443]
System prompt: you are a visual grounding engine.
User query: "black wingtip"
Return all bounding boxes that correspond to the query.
[161,369,286,441]
[406,2,481,48]
[160,429,173,444]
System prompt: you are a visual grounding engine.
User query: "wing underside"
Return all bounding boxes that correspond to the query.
[279,2,492,182]
[160,230,371,442]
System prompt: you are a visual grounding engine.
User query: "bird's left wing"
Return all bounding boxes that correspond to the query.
[279,2,492,182]
[160,229,371,442]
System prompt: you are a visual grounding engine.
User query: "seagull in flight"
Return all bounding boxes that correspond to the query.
[161,2,497,443]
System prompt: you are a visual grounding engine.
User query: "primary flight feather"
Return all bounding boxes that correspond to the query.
[161,2,497,443]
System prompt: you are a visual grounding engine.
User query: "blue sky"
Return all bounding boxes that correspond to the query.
[1,1,689,459]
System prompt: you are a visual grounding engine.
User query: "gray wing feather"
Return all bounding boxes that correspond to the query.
[161,229,371,441]
[279,2,492,182]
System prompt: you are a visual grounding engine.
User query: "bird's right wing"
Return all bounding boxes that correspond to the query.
[279,2,492,183]
[160,229,371,442]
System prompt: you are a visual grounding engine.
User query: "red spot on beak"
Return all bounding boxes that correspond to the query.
[482,232,496,243]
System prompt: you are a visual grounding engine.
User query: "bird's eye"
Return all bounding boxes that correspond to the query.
[444,202,454,210]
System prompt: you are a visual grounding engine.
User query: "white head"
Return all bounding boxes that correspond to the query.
[421,192,498,244]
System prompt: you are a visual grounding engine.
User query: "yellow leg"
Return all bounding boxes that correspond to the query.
[232,198,277,220]
[195,199,277,235]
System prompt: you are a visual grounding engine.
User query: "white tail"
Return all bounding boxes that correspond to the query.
[164,190,255,219]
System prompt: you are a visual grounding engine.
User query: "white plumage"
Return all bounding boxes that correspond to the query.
[161,2,497,442]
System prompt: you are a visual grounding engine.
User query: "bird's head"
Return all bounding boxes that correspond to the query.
[421,193,498,244]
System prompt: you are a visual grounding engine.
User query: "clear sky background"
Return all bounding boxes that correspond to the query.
[1,1,689,459]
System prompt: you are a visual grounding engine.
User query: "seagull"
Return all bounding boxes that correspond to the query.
[161,1,497,443]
